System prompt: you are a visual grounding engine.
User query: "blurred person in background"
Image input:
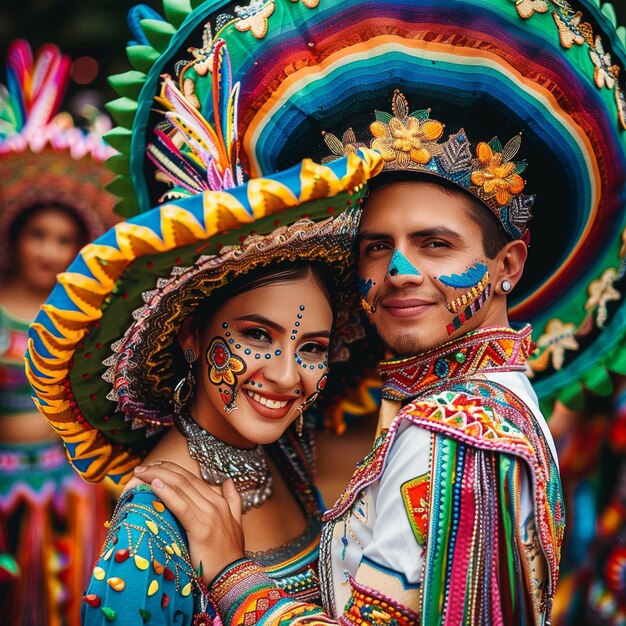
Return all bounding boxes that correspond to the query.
[549,376,626,625]
[0,39,119,626]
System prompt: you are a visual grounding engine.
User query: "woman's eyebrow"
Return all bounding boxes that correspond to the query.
[234,314,285,333]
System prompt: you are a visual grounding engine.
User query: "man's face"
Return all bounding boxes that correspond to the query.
[358,181,502,356]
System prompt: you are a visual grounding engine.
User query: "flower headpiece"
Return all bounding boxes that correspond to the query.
[323,90,534,243]
[0,39,119,264]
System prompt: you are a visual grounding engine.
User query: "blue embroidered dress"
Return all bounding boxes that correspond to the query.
[82,430,323,625]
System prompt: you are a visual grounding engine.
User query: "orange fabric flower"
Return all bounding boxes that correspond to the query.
[370,116,444,168]
[471,142,525,206]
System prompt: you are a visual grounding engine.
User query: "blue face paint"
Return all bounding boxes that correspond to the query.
[357,276,373,297]
[439,262,488,288]
[387,249,420,277]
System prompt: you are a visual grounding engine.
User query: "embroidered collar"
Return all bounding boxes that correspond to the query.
[378,325,534,402]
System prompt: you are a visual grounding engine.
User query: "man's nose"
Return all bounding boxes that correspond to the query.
[385,249,423,285]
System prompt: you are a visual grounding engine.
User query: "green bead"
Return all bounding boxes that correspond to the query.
[139,608,151,623]
[455,352,466,363]
[101,607,117,622]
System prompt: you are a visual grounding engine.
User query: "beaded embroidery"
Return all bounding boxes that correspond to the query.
[323,91,535,242]
[378,325,533,402]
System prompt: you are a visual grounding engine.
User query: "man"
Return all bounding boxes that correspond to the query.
[135,120,564,624]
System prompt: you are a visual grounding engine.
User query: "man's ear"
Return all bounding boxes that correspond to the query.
[177,315,201,352]
[495,239,528,296]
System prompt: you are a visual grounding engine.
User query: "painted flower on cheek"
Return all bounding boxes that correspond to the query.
[207,338,246,386]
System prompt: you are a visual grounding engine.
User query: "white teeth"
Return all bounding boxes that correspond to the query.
[245,390,289,409]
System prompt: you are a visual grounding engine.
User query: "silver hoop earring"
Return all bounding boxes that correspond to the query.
[501,280,512,293]
[174,348,197,406]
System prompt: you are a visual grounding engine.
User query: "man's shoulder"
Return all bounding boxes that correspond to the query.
[395,379,539,459]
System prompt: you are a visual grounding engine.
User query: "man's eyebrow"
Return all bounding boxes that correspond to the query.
[357,231,392,242]
[358,226,462,241]
[410,226,461,238]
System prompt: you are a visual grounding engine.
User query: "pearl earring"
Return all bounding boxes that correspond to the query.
[501,279,512,293]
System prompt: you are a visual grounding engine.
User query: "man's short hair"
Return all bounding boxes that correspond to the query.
[367,172,511,259]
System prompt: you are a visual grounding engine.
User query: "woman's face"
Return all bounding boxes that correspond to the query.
[14,207,84,292]
[184,274,333,447]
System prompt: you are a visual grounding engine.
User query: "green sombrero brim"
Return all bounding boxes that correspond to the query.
[25,149,383,484]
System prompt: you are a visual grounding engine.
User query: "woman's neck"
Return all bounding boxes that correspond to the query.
[0,278,51,320]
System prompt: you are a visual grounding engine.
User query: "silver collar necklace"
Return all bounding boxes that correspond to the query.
[175,409,273,512]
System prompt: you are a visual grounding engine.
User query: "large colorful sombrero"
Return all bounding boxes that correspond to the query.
[104,0,626,414]
[0,39,119,262]
[25,149,383,484]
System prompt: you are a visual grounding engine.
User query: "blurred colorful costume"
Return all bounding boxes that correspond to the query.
[0,40,118,626]
[91,0,626,623]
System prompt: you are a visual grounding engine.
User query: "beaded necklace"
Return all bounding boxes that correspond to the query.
[175,409,273,512]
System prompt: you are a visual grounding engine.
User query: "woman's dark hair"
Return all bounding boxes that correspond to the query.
[9,202,90,247]
[368,171,511,258]
[187,261,336,332]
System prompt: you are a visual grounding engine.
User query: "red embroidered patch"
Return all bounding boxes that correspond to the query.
[401,474,430,546]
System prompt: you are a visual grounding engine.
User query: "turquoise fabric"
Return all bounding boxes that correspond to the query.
[82,486,201,625]
[82,483,322,624]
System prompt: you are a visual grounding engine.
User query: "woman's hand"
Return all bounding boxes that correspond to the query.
[133,461,245,584]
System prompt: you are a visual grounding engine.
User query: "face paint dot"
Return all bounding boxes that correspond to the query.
[228,339,234,344]
[295,322,300,327]
[291,336,296,340]
[274,350,282,356]
[265,354,271,359]
[318,364,324,369]
[295,389,301,395]
[235,344,241,349]
[225,332,231,337]
[299,305,305,311]
[309,365,314,370]
[222,322,228,329]
[244,348,251,355]
[297,314,303,319]
[255,354,261,360]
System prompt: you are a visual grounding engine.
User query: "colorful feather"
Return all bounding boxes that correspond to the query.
[147,41,244,194]
[2,39,70,136]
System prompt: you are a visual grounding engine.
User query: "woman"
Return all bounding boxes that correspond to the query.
[25,145,383,625]
[85,261,334,623]
[0,41,118,626]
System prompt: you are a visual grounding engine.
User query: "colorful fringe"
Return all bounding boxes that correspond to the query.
[0,440,113,626]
